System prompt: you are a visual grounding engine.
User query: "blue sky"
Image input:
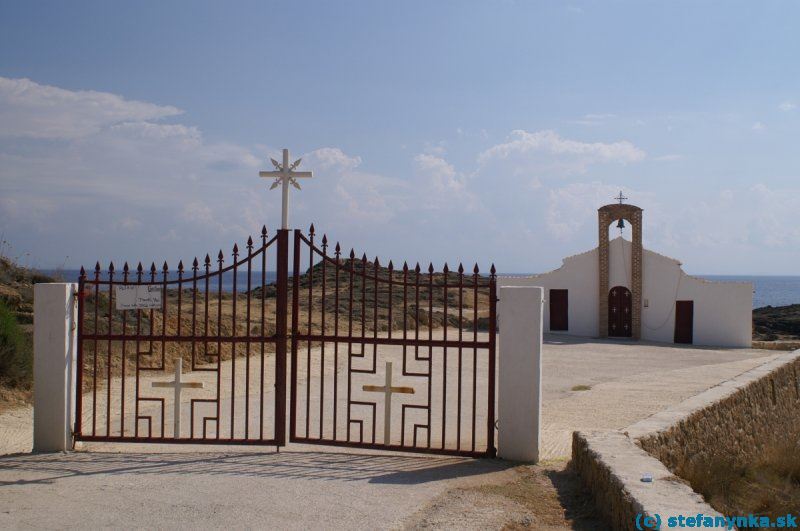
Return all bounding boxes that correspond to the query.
[1,1,799,274]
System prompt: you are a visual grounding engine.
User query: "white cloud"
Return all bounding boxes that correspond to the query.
[744,184,800,246]
[0,77,269,265]
[2,76,800,274]
[300,147,407,224]
[778,101,796,112]
[423,144,446,156]
[115,217,142,231]
[0,73,476,263]
[414,153,463,192]
[569,114,617,126]
[303,147,362,172]
[546,182,636,238]
[333,172,398,223]
[478,130,645,167]
[648,184,800,256]
[569,120,599,126]
[411,153,486,216]
[752,121,766,132]
[653,154,683,162]
[0,77,182,139]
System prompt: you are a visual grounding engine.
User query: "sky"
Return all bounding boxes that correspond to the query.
[1,1,799,275]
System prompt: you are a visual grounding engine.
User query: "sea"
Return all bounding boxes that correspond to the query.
[39,270,800,309]
[42,269,278,293]
[697,275,800,309]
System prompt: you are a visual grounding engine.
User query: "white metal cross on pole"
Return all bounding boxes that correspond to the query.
[362,361,415,445]
[151,358,203,438]
[259,148,313,230]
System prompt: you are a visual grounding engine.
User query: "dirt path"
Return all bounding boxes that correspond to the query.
[0,336,777,528]
[0,406,32,455]
[0,449,514,530]
[404,461,604,530]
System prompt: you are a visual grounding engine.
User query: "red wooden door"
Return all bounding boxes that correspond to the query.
[549,289,569,331]
[608,286,632,337]
[674,301,694,344]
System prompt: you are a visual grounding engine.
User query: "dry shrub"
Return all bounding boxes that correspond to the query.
[0,300,32,388]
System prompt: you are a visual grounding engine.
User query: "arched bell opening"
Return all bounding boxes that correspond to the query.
[607,216,633,241]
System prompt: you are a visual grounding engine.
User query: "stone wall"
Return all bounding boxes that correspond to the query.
[571,349,800,530]
[629,349,800,475]
[571,431,722,531]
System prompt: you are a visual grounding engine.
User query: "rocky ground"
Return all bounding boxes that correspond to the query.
[0,257,57,325]
[753,304,800,340]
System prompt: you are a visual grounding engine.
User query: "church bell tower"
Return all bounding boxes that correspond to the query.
[598,193,643,340]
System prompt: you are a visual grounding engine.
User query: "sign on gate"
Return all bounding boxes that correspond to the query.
[115,285,162,310]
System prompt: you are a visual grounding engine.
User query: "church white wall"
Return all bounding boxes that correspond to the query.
[681,276,752,347]
[639,246,682,344]
[637,240,753,347]
[499,248,599,338]
[500,237,753,348]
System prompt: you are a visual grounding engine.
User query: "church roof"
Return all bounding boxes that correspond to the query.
[497,236,751,286]
[496,243,598,279]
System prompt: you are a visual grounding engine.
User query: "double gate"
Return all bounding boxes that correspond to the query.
[75,226,496,457]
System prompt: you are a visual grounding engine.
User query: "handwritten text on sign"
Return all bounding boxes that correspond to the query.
[115,285,163,310]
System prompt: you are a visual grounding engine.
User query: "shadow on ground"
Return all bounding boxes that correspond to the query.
[0,450,511,487]
[545,465,604,529]
[542,333,737,351]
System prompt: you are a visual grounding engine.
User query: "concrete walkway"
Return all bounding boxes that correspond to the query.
[537,334,776,459]
[0,336,776,528]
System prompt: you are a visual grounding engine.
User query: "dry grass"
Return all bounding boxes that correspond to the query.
[0,383,31,413]
[682,439,800,523]
[752,340,800,351]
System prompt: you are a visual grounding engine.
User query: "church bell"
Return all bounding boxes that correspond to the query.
[616,218,625,229]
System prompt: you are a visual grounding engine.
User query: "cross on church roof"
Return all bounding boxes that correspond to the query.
[615,191,628,205]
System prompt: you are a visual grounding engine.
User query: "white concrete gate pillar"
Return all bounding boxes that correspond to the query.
[497,286,544,462]
[33,283,77,452]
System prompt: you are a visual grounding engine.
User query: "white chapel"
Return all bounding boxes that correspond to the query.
[501,197,753,348]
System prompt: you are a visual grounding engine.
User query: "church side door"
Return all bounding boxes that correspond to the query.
[608,286,632,337]
[674,300,694,344]
[549,289,569,331]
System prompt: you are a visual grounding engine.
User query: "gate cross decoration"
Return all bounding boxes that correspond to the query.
[151,358,203,438]
[362,361,415,445]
